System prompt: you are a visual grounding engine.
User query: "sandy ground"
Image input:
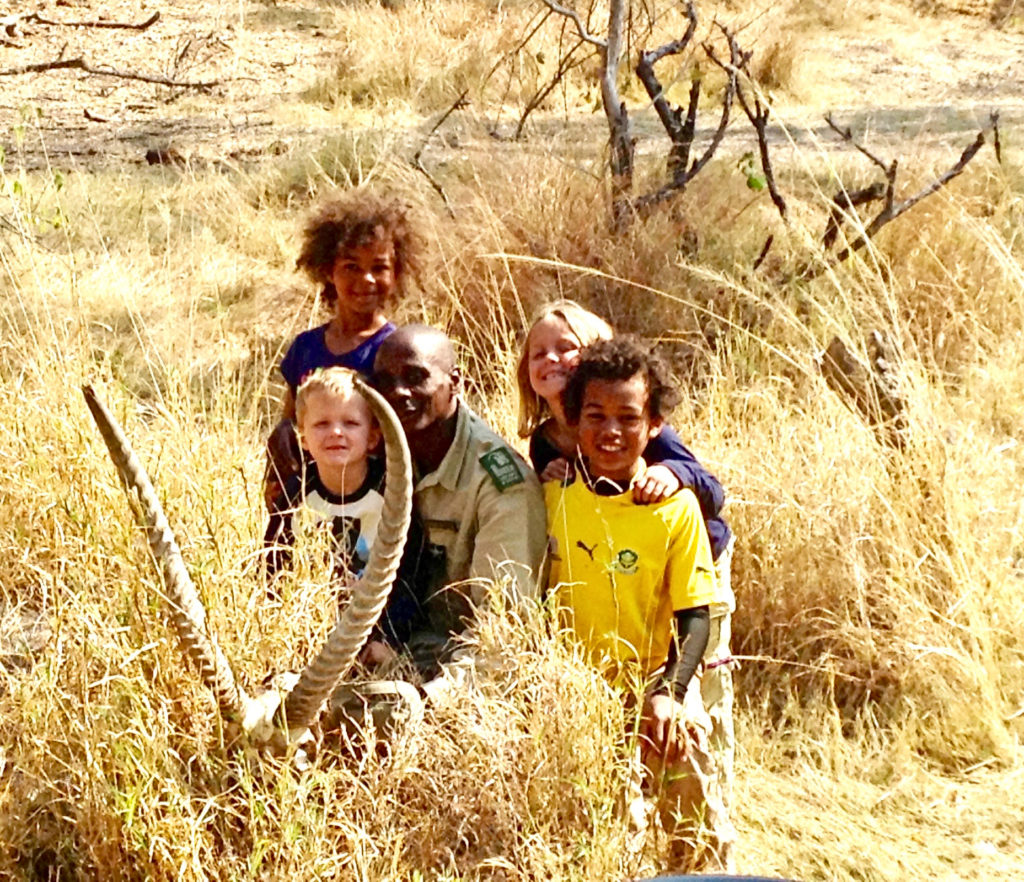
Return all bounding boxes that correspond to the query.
[1,0,1023,171]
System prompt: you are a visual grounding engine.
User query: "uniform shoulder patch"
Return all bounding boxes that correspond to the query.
[479,447,525,492]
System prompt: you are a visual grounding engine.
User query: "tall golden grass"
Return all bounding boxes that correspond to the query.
[1,0,1022,878]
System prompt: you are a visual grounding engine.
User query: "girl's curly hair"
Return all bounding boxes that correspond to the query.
[562,336,680,424]
[296,192,421,305]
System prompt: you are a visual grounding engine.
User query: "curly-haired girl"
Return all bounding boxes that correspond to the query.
[265,192,421,507]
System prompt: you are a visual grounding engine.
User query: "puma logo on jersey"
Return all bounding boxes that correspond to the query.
[576,540,597,560]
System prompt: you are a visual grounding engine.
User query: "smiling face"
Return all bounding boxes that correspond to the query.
[329,237,397,324]
[526,315,583,405]
[371,330,460,439]
[298,389,380,478]
[576,374,662,483]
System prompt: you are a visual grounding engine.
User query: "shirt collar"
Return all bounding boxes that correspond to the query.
[415,399,472,492]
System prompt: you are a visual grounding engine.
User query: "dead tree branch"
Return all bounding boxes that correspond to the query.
[540,0,633,227]
[515,36,591,140]
[822,181,886,249]
[634,1,698,178]
[21,11,160,30]
[991,109,1002,164]
[0,56,221,90]
[410,91,468,219]
[752,234,774,271]
[825,113,894,176]
[537,0,606,48]
[603,0,633,229]
[821,120,987,266]
[707,27,787,223]
[820,331,907,450]
[631,5,737,215]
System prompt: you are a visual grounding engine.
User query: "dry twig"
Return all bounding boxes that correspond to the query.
[991,109,1002,164]
[0,56,221,90]
[822,181,886,250]
[536,0,605,48]
[514,36,591,140]
[631,4,739,216]
[634,1,699,180]
[21,11,160,30]
[410,91,469,219]
[707,27,788,223]
[820,331,907,450]
[820,115,987,267]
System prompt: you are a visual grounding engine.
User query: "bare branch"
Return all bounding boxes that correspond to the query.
[635,1,699,179]
[826,114,898,216]
[825,112,894,176]
[708,28,787,222]
[822,181,886,250]
[752,234,774,271]
[629,8,740,216]
[23,11,160,30]
[412,156,455,220]
[820,331,907,450]
[0,56,221,90]
[683,38,733,182]
[515,37,591,139]
[537,0,606,48]
[412,90,469,166]
[602,0,633,228]
[410,91,468,220]
[991,109,1002,164]
[540,0,631,227]
[831,129,986,264]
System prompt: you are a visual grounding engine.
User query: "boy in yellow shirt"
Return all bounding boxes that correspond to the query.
[544,337,735,872]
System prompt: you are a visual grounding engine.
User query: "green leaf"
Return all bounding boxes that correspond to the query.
[746,171,767,191]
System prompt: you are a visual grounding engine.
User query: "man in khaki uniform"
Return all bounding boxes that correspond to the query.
[371,324,547,678]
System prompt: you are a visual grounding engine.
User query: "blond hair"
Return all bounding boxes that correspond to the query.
[516,299,614,438]
[295,367,369,430]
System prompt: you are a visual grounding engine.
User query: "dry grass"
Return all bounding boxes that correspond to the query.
[2,0,1024,879]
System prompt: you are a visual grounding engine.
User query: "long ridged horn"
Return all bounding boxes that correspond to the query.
[280,377,413,730]
[82,386,248,718]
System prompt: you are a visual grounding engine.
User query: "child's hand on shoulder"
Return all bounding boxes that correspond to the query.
[632,464,680,504]
[539,457,575,485]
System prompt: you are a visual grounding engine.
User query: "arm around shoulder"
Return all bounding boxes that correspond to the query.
[646,425,725,519]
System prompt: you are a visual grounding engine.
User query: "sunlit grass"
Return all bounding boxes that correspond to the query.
[0,0,1022,879]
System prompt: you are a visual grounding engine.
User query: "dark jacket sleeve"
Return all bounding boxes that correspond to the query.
[372,511,431,648]
[644,425,724,521]
[529,426,564,475]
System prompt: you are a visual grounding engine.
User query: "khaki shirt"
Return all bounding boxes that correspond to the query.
[415,402,546,638]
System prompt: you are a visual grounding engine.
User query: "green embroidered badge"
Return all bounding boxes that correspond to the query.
[479,448,525,492]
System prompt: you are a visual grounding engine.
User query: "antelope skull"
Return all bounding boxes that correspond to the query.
[82,380,413,750]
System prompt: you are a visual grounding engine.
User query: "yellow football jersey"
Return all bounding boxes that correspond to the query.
[545,472,718,681]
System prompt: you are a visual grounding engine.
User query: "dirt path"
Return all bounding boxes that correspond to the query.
[1,0,1022,171]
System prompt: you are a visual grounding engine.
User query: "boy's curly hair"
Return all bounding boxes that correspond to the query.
[562,336,680,424]
[296,192,421,305]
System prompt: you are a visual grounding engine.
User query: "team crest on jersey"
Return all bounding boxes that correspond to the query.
[611,548,639,574]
